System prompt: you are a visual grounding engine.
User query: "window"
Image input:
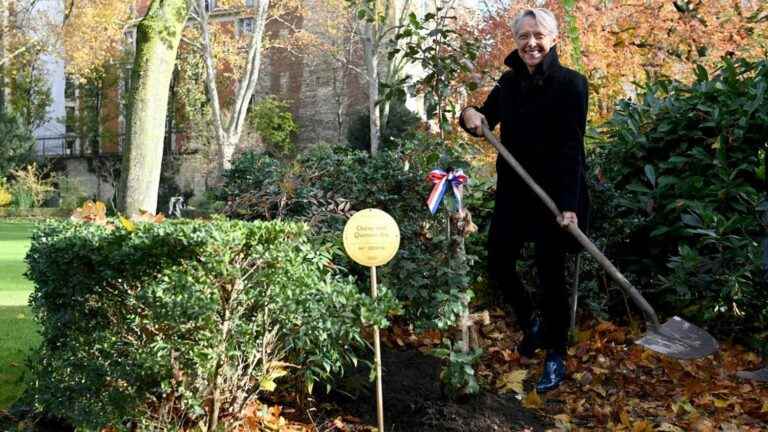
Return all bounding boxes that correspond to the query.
[64,75,76,100]
[65,106,77,155]
[238,17,255,34]
[124,29,137,51]
[65,107,76,134]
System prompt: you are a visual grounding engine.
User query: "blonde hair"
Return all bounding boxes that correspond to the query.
[512,8,559,38]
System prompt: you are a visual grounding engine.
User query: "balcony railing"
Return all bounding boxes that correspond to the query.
[35,131,188,158]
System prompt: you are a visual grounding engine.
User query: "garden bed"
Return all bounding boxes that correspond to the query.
[317,347,551,432]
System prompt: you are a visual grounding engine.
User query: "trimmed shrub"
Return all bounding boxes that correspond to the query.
[25,218,396,429]
[588,57,768,347]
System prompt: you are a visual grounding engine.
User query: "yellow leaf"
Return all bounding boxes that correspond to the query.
[631,420,653,432]
[119,216,136,232]
[761,401,768,413]
[713,398,729,408]
[497,369,527,395]
[260,368,289,392]
[522,390,543,409]
[620,409,631,427]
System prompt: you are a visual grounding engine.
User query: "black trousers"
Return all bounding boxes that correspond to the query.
[488,224,569,353]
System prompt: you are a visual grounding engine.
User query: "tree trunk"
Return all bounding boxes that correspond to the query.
[362,21,380,156]
[0,0,9,112]
[118,0,190,215]
[197,0,270,174]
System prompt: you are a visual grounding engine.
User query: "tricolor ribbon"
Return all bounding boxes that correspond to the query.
[426,169,468,215]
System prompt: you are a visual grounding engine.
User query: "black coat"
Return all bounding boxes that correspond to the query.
[461,47,590,247]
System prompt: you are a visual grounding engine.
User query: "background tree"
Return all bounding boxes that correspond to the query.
[471,0,768,122]
[183,0,310,174]
[387,0,479,139]
[347,0,414,155]
[118,0,190,215]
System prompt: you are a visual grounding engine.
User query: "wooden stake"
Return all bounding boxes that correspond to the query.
[370,266,384,432]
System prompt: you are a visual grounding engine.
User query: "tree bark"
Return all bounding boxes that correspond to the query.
[362,21,380,156]
[196,0,270,173]
[0,0,9,112]
[118,0,190,215]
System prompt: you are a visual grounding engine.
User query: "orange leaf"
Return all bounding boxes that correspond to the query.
[631,420,653,432]
[620,409,631,427]
[522,390,543,409]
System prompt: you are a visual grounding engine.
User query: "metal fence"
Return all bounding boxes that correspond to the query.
[35,134,125,158]
[35,131,193,159]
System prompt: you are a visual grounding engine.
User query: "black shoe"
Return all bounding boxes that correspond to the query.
[536,352,566,393]
[517,316,542,358]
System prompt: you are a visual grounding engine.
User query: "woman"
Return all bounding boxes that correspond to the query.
[459,7,589,392]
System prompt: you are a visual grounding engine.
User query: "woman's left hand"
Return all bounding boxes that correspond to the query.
[559,211,578,227]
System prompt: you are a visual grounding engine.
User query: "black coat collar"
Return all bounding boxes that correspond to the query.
[504,46,560,79]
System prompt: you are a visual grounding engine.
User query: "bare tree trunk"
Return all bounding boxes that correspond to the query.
[362,21,380,155]
[118,0,190,215]
[0,0,9,112]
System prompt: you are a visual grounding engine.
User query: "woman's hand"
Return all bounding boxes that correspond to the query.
[462,108,486,135]
[559,211,577,227]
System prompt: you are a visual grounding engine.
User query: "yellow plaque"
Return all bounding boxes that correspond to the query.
[343,209,401,267]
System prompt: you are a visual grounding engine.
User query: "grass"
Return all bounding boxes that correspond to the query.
[0,220,40,410]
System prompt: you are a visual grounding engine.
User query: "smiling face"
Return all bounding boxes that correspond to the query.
[515,16,557,72]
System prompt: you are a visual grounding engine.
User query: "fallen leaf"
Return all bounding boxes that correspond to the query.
[522,390,543,409]
[573,371,593,386]
[553,414,572,430]
[657,423,685,432]
[333,417,349,431]
[119,215,136,232]
[691,418,715,432]
[620,409,631,427]
[631,420,653,432]
[497,369,527,395]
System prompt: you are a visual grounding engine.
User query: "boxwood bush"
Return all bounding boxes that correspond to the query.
[25,218,396,430]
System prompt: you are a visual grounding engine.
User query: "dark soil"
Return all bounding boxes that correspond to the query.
[317,348,551,432]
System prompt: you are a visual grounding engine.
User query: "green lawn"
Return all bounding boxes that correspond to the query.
[0,221,40,410]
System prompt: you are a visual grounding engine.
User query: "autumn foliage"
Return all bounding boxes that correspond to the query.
[470,0,768,121]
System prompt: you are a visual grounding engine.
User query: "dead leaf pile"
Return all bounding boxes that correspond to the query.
[472,311,768,431]
[70,200,166,231]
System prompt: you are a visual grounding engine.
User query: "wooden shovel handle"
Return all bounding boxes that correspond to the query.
[480,122,662,331]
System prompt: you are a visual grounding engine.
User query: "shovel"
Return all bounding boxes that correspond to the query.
[480,122,718,360]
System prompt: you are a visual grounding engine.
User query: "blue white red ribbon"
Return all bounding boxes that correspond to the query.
[426,169,468,215]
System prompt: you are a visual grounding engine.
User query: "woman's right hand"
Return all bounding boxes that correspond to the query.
[462,108,486,135]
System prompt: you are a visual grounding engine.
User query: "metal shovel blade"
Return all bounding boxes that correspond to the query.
[635,316,719,360]
[736,368,768,382]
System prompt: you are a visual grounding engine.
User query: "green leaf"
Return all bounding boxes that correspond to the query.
[644,164,656,188]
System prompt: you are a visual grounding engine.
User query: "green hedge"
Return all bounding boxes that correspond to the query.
[25,218,396,429]
[588,57,768,349]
